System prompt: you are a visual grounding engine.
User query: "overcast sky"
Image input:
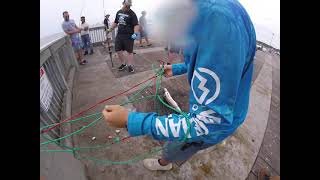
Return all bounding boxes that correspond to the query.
[40,0,280,49]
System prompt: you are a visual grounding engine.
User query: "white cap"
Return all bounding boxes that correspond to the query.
[123,0,132,6]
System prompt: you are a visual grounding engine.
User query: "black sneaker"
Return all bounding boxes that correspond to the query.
[89,50,94,55]
[84,51,88,55]
[118,64,127,71]
[128,65,135,73]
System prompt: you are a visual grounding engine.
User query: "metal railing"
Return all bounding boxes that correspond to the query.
[40,35,78,140]
[88,25,117,46]
[40,27,115,140]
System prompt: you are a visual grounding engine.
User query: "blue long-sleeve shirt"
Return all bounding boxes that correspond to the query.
[127,0,256,145]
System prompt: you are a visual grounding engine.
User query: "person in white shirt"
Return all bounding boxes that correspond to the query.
[80,16,94,55]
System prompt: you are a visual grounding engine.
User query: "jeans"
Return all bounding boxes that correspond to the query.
[81,34,93,52]
[162,141,215,162]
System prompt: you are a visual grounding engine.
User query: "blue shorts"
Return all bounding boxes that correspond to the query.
[162,141,215,162]
[71,38,82,51]
[141,30,148,38]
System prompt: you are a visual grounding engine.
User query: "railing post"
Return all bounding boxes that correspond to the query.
[65,36,79,70]
[49,47,70,92]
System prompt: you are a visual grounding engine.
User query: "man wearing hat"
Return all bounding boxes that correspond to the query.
[107,0,140,73]
[103,14,112,47]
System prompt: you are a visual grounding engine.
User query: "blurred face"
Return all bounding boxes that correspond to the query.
[63,12,69,21]
[152,0,196,47]
[81,17,85,23]
[122,0,131,11]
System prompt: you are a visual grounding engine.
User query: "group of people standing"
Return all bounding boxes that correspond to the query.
[61,0,154,73]
[61,11,91,65]
[59,0,278,176]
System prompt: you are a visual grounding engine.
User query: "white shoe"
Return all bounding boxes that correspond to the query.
[143,159,173,171]
[216,140,226,149]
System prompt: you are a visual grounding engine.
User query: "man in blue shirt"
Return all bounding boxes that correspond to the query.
[103,0,256,171]
[62,11,87,65]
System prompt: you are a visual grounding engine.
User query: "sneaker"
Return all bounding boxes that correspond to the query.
[118,64,127,71]
[139,45,144,47]
[128,65,135,73]
[84,51,88,55]
[216,140,226,149]
[147,43,152,46]
[143,159,172,171]
[89,50,94,55]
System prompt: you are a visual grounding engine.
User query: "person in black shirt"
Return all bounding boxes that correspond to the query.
[104,14,110,29]
[103,14,112,48]
[107,0,140,73]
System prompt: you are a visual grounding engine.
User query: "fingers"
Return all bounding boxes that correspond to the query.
[159,64,171,69]
[102,105,119,121]
[102,108,110,121]
[104,105,119,112]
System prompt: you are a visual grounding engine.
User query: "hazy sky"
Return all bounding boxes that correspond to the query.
[40,0,280,49]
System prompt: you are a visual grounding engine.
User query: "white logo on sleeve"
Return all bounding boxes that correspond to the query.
[191,68,221,105]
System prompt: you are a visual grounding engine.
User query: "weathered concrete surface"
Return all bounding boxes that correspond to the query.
[40,137,88,180]
[247,51,280,179]
[71,45,273,180]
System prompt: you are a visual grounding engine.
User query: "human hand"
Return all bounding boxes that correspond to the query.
[107,28,112,33]
[131,32,141,40]
[102,105,129,128]
[160,64,173,78]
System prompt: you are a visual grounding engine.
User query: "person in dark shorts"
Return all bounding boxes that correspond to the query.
[106,0,140,73]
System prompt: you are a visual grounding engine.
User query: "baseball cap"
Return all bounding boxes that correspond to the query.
[123,0,132,6]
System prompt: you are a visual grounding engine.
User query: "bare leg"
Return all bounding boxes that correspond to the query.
[117,51,126,65]
[108,38,112,47]
[139,38,143,46]
[127,52,133,66]
[78,50,84,62]
[145,37,150,45]
[74,51,80,62]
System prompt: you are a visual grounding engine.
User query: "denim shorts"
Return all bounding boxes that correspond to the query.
[162,141,215,162]
[71,38,82,51]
